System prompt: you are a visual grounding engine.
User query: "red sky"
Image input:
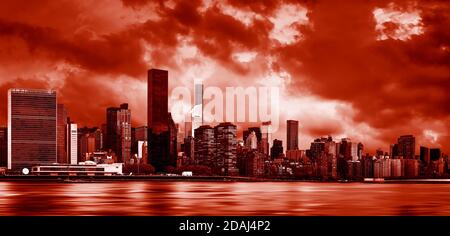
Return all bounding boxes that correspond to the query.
[0,0,449,153]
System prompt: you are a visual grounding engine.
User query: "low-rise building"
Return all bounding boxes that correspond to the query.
[31,163,123,176]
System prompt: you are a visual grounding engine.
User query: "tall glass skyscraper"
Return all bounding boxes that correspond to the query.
[148,69,176,171]
[8,89,57,170]
[286,120,299,151]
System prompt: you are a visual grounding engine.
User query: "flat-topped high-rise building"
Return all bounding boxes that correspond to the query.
[397,135,415,159]
[8,89,57,170]
[106,103,131,163]
[148,69,177,171]
[57,104,68,163]
[0,127,7,167]
[286,120,299,151]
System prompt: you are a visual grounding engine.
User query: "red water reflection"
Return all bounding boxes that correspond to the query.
[0,182,450,215]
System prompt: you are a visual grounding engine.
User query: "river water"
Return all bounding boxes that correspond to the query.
[0,181,449,215]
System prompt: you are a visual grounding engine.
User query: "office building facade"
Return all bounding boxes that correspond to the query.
[286,120,299,151]
[8,89,57,170]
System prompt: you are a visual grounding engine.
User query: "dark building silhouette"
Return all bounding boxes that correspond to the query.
[390,143,399,157]
[339,138,352,160]
[8,89,57,170]
[148,69,177,171]
[286,120,299,151]
[0,127,7,167]
[397,135,415,159]
[57,104,68,163]
[183,136,195,162]
[420,146,430,164]
[106,104,131,163]
[270,139,283,159]
[430,148,441,161]
[168,113,178,168]
[310,137,327,160]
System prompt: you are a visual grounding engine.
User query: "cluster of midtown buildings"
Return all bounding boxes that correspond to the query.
[0,68,448,179]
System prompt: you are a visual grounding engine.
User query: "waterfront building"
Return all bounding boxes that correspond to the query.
[168,113,178,168]
[362,155,374,178]
[57,104,68,163]
[346,161,362,179]
[310,137,327,160]
[286,120,299,151]
[0,127,6,167]
[238,150,264,177]
[397,135,415,159]
[390,144,399,158]
[31,163,123,176]
[67,123,77,164]
[404,159,419,177]
[430,148,441,161]
[183,136,195,163]
[78,127,102,163]
[8,89,57,170]
[270,139,283,159]
[420,146,430,164]
[106,103,131,163]
[148,69,176,172]
[194,125,215,167]
[215,122,238,176]
[391,158,402,177]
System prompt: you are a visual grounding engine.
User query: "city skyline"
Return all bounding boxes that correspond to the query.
[1,84,448,157]
[0,0,448,155]
[5,84,443,164]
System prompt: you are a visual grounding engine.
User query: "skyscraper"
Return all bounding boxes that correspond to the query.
[148,69,174,171]
[420,146,430,164]
[57,104,68,163]
[397,135,415,159]
[0,127,7,167]
[192,82,203,137]
[215,122,238,176]
[390,143,399,158]
[67,122,77,164]
[286,120,299,151]
[168,113,178,168]
[270,139,283,159]
[310,138,326,160]
[430,148,441,161]
[8,89,57,170]
[106,104,131,163]
[194,125,215,167]
[339,138,352,160]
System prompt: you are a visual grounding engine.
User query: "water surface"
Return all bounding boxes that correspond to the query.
[1,181,449,215]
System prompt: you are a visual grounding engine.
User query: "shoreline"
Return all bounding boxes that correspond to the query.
[1,175,450,184]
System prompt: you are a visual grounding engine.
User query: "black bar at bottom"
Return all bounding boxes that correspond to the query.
[0,216,448,235]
